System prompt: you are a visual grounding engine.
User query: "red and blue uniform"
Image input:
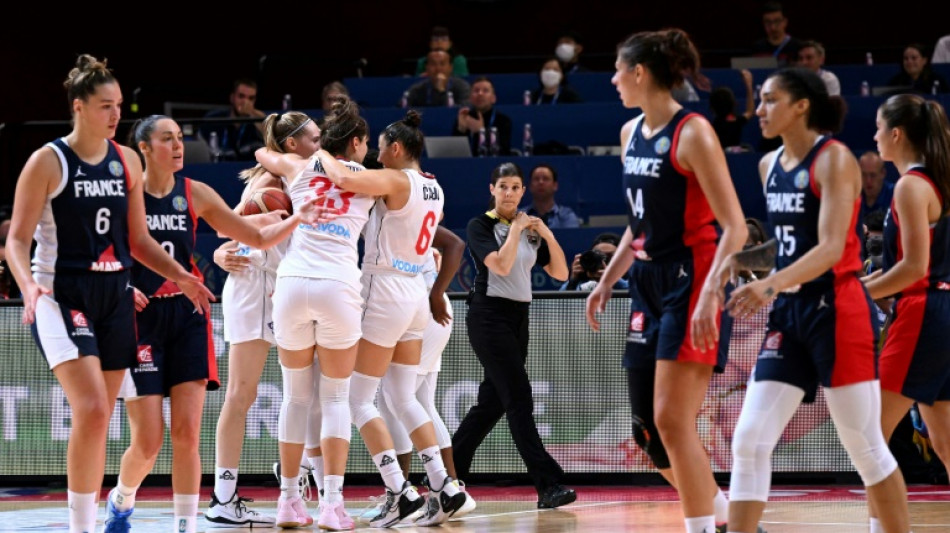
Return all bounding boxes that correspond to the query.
[125,176,218,396]
[755,137,878,401]
[879,167,950,404]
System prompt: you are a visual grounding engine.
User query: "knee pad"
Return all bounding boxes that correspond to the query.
[383,363,431,435]
[349,372,382,430]
[279,364,314,444]
[305,359,323,450]
[631,414,671,470]
[379,385,412,455]
[825,381,898,486]
[320,374,351,442]
[418,373,451,450]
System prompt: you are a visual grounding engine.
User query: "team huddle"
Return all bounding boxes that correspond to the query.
[5,25,950,533]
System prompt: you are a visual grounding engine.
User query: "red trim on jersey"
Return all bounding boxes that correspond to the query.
[899,170,938,294]
[670,113,718,249]
[830,277,877,387]
[677,241,720,365]
[183,178,204,283]
[420,170,437,180]
[879,294,926,394]
[205,312,220,390]
[806,140,863,278]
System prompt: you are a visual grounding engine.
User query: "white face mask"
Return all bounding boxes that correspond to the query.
[541,69,563,89]
[555,43,575,62]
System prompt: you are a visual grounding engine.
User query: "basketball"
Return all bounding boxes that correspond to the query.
[241,187,293,216]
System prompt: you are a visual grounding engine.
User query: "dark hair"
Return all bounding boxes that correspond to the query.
[431,26,450,38]
[592,232,621,247]
[242,111,313,183]
[798,40,826,58]
[321,81,349,102]
[766,67,846,133]
[64,54,116,113]
[530,163,559,182]
[878,94,950,216]
[617,28,702,92]
[320,95,368,157]
[470,76,494,89]
[864,209,887,232]
[488,162,524,210]
[558,29,584,45]
[745,217,768,246]
[762,1,784,15]
[381,110,424,161]
[127,114,173,168]
[710,86,737,117]
[232,78,258,93]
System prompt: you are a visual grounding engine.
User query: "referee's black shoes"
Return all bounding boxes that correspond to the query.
[537,484,577,509]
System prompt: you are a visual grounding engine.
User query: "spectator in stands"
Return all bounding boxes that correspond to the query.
[933,34,950,64]
[555,30,588,75]
[710,69,756,150]
[887,43,949,95]
[452,77,511,156]
[407,50,471,107]
[797,40,840,96]
[560,232,629,291]
[859,150,895,226]
[751,1,802,67]
[321,81,349,113]
[530,58,583,105]
[524,163,580,228]
[199,78,266,161]
[415,26,469,77]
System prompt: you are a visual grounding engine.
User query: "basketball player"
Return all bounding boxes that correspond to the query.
[99,115,329,533]
[724,68,910,533]
[207,111,322,527]
[314,110,468,526]
[254,95,375,530]
[864,94,950,533]
[2,55,213,533]
[585,29,748,533]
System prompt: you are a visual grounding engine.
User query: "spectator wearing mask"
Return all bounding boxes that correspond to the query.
[555,30,588,75]
[530,58,583,105]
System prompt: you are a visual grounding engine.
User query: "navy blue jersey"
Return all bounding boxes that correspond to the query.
[622,109,718,262]
[764,137,863,288]
[132,175,201,297]
[882,167,950,294]
[32,138,133,274]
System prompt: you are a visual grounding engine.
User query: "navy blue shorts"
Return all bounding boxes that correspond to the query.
[124,295,219,397]
[753,277,879,403]
[880,290,950,405]
[32,270,136,371]
[623,247,726,372]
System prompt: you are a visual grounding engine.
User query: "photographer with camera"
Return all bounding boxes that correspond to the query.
[452,77,511,156]
[560,232,628,291]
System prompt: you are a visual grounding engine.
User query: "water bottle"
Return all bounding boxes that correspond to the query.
[446,90,455,107]
[522,123,533,156]
[861,80,870,97]
[477,128,488,157]
[933,80,941,95]
[866,52,874,66]
[489,126,500,156]
[523,90,532,106]
[401,91,409,109]
[208,131,221,163]
[282,93,292,111]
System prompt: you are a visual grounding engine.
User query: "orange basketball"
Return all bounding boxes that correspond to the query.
[241,187,293,216]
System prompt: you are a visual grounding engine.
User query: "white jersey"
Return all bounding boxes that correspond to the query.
[361,169,444,277]
[278,156,374,290]
[236,175,289,273]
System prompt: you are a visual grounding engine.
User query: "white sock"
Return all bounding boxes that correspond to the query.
[869,517,885,533]
[67,490,98,533]
[280,475,299,499]
[713,488,729,524]
[307,455,325,494]
[324,474,344,504]
[111,480,139,512]
[214,467,238,502]
[684,514,716,533]
[172,493,198,533]
[419,445,458,496]
[374,450,406,493]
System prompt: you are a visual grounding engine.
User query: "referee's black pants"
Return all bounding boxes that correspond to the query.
[452,293,564,494]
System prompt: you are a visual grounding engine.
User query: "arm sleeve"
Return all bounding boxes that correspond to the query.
[466,216,499,263]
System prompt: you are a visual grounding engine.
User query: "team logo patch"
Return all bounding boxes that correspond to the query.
[793,169,809,189]
[137,345,153,364]
[108,160,125,178]
[654,136,671,155]
[630,312,645,332]
[172,195,188,212]
[764,331,783,350]
[70,310,88,327]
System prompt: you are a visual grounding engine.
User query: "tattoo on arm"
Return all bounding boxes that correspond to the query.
[764,287,775,298]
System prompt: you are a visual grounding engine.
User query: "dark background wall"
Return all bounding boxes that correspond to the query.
[0,0,945,205]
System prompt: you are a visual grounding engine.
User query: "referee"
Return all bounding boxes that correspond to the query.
[451,162,576,509]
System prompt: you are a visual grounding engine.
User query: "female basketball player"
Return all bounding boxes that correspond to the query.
[314,110,470,526]
[2,55,213,533]
[255,95,375,530]
[100,114,328,533]
[206,111,322,528]
[724,68,910,533]
[585,29,748,533]
[864,94,950,533]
